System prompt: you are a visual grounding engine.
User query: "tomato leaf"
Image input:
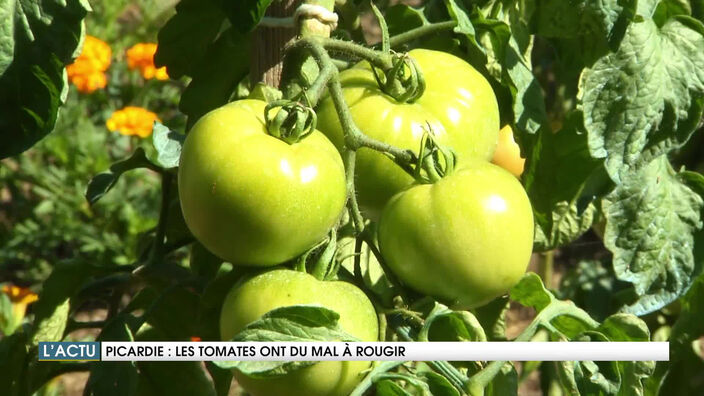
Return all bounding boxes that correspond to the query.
[417,370,460,396]
[214,305,357,378]
[154,0,226,79]
[220,0,274,33]
[0,0,90,159]
[581,15,704,183]
[525,111,608,251]
[205,361,233,396]
[152,123,185,169]
[137,360,217,396]
[0,332,28,396]
[472,296,510,341]
[179,29,250,127]
[30,261,96,346]
[485,363,518,396]
[87,316,139,396]
[85,148,160,205]
[534,0,636,50]
[558,260,631,322]
[602,156,703,315]
[418,303,486,342]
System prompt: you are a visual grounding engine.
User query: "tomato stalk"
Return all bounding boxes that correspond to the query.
[389,21,459,48]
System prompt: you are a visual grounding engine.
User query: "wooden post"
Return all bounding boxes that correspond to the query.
[249,0,336,88]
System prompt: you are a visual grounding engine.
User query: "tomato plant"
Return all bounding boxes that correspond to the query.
[317,48,499,217]
[178,99,346,266]
[3,1,704,396]
[378,158,533,309]
[220,269,378,396]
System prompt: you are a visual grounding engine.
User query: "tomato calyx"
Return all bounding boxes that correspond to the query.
[412,129,458,184]
[372,52,426,103]
[264,99,318,144]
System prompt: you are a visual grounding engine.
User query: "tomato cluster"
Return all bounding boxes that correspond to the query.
[177,49,533,396]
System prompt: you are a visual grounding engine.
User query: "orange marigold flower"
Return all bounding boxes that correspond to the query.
[66,35,112,93]
[2,285,39,305]
[126,43,169,81]
[106,106,160,138]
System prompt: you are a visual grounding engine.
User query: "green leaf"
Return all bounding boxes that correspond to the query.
[525,111,608,251]
[87,317,138,396]
[214,305,356,377]
[205,361,233,396]
[154,0,226,79]
[0,0,90,159]
[472,296,510,340]
[31,261,95,345]
[603,156,703,315]
[558,260,631,322]
[485,363,518,396]
[581,16,704,183]
[376,379,414,396]
[86,148,159,205]
[231,305,357,342]
[190,242,224,279]
[471,11,549,135]
[510,273,555,311]
[417,370,460,396]
[180,29,250,126]
[0,332,28,396]
[220,0,274,33]
[419,304,486,342]
[385,4,428,36]
[535,0,636,49]
[654,0,693,25]
[152,123,185,169]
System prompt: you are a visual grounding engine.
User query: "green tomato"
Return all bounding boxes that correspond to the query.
[178,99,346,266]
[317,49,499,218]
[220,269,379,396]
[378,160,534,309]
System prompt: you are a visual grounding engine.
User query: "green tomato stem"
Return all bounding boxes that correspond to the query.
[389,21,458,48]
[539,250,555,289]
[349,361,407,396]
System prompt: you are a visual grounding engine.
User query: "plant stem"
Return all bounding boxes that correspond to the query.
[317,38,393,69]
[389,21,458,48]
[539,250,554,289]
[349,361,406,396]
[150,171,173,263]
[343,149,365,234]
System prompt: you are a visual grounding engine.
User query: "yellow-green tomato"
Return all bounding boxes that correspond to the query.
[378,160,534,309]
[178,100,346,266]
[491,125,525,177]
[220,269,379,396]
[317,49,499,218]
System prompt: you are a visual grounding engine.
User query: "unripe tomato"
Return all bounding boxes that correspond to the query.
[378,160,534,309]
[178,100,346,266]
[220,269,379,396]
[491,125,525,177]
[317,49,499,218]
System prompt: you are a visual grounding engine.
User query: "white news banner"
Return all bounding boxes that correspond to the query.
[101,341,669,361]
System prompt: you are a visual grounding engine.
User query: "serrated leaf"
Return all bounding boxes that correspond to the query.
[603,156,703,315]
[232,305,357,342]
[154,0,225,79]
[152,122,185,169]
[0,0,90,159]
[581,16,704,183]
[535,0,636,49]
[85,148,159,205]
[214,305,356,377]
